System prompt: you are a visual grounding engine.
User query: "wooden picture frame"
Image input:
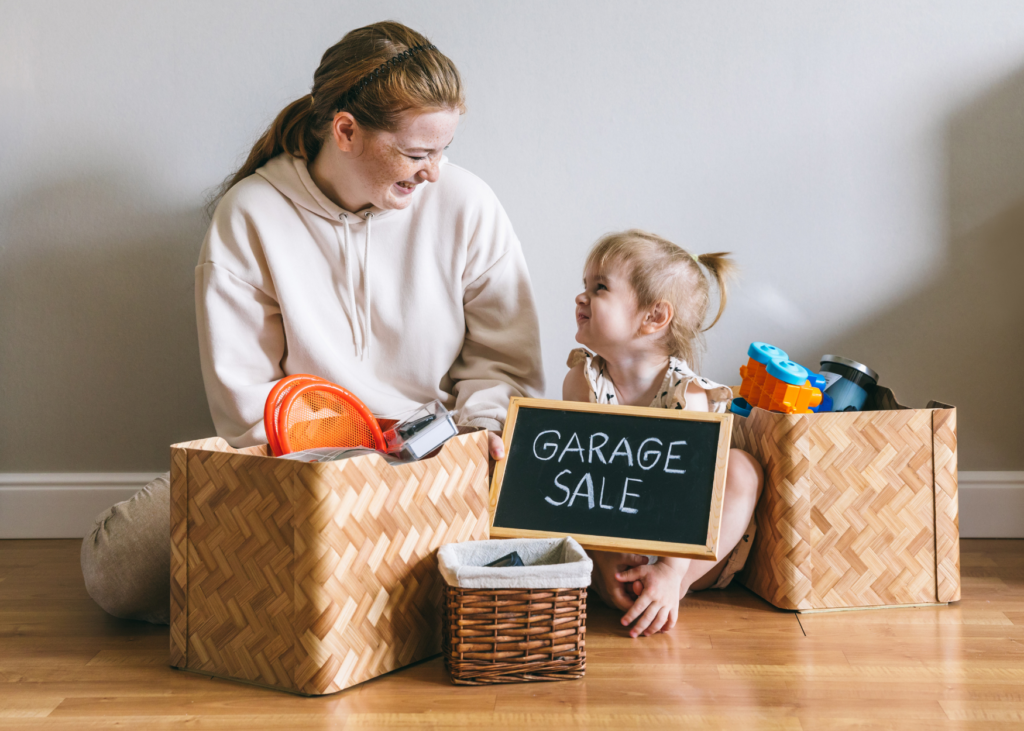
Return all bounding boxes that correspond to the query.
[488,397,733,560]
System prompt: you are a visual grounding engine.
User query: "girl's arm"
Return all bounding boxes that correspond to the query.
[683,381,710,412]
[562,363,591,403]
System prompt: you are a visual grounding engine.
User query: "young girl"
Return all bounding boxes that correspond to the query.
[564,229,763,638]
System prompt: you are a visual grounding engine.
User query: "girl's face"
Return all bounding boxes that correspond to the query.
[574,262,644,352]
[342,108,461,211]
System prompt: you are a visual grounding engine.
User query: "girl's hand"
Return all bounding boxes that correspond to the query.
[615,558,686,637]
[590,552,650,612]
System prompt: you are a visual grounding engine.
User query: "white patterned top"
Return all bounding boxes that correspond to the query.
[567,348,733,413]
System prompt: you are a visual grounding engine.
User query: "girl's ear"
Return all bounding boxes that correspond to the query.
[640,300,673,336]
[331,112,360,153]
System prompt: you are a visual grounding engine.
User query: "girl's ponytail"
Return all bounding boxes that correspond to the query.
[217,95,319,201]
[696,252,737,331]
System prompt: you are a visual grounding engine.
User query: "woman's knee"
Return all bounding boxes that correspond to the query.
[80,473,172,624]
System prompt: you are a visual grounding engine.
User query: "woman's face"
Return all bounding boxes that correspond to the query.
[349,108,461,211]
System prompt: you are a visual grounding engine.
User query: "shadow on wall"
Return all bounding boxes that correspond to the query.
[817,66,1024,471]
[0,173,215,471]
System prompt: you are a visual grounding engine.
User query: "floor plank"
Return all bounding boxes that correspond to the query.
[0,538,1021,729]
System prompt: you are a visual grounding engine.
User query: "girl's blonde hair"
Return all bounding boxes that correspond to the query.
[586,229,736,368]
[216,20,465,202]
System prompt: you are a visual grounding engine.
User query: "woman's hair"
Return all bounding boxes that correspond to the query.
[215,20,465,202]
[585,229,736,368]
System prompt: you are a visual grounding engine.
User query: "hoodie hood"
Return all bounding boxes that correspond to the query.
[256,154,397,360]
[252,154,452,360]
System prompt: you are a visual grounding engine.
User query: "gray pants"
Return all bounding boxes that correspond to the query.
[80,473,171,625]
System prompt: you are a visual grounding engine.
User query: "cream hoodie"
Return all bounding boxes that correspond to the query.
[196,154,544,447]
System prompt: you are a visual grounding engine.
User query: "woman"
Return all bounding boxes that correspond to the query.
[81,21,544,624]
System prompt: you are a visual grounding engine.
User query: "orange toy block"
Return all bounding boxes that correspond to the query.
[739,344,790,407]
[756,375,823,414]
[740,358,769,404]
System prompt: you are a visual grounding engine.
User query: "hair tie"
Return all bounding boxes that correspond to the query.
[337,43,437,111]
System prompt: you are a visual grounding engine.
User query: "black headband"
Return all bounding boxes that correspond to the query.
[337,43,437,111]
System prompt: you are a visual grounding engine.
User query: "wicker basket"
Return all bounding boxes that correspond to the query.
[169,431,490,695]
[438,538,590,685]
[732,387,960,612]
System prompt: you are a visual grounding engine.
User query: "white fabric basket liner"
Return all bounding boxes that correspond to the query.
[437,537,593,589]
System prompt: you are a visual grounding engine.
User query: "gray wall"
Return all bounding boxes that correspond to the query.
[2,1,1022,472]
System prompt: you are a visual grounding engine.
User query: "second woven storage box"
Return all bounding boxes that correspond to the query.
[732,388,960,612]
[438,537,591,685]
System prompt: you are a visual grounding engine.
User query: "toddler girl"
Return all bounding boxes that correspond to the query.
[564,229,763,638]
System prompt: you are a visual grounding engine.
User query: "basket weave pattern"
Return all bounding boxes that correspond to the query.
[933,408,961,602]
[442,586,587,684]
[733,406,960,611]
[170,432,490,695]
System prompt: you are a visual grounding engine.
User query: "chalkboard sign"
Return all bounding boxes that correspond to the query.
[489,398,733,560]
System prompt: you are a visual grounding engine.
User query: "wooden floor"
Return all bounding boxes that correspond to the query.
[1,540,1022,730]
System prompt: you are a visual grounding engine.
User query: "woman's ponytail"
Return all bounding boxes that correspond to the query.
[215,94,320,203]
[695,252,737,331]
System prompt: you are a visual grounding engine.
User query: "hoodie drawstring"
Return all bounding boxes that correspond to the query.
[362,212,373,361]
[338,214,364,357]
[337,212,373,361]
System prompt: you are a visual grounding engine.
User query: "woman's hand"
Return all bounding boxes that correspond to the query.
[487,431,505,460]
[486,431,505,478]
[615,557,686,637]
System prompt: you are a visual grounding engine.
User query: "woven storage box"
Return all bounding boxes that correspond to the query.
[732,389,960,612]
[438,537,591,685]
[169,431,490,695]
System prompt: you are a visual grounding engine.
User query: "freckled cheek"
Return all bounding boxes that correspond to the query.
[368,147,416,193]
[371,162,409,192]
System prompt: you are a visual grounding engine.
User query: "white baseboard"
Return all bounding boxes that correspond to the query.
[958,471,1024,539]
[0,473,164,539]
[0,470,1020,540]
